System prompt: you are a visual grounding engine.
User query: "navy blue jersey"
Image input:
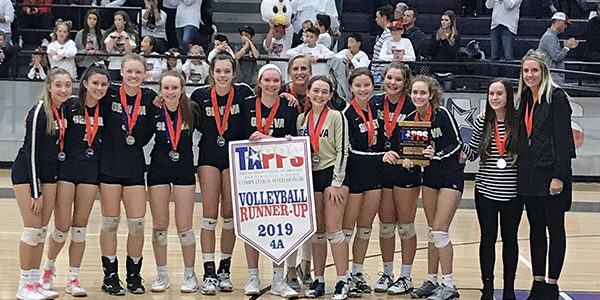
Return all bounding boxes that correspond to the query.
[242,96,299,138]
[343,100,384,153]
[99,84,157,178]
[13,101,61,197]
[371,93,416,152]
[406,106,463,175]
[149,105,195,171]
[63,97,104,161]
[280,83,307,114]
[190,83,254,155]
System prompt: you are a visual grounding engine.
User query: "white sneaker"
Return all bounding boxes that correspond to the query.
[332,280,350,300]
[33,282,59,299]
[16,283,45,300]
[244,276,260,295]
[201,276,219,295]
[270,280,299,298]
[66,278,88,297]
[180,273,199,293]
[217,272,233,291]
[39,268,55,290]
[388,276,413,295]
[374,273,394,292]
[151,273,170,292]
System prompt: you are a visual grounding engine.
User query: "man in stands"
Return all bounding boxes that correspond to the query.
[371,5,393,83]
[402,7,425,60]
[0,0,14,44]
[0,30,16,78]
[538,12,578,84]
[485,0,522,62]
[583,4,600,62]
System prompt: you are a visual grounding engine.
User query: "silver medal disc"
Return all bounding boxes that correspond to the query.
[85,147,94,158]
[57,151,66,162]
[217,135,226,147]
[169,150,180,162]
[125,134,135,146]
[312,154,320,164]
[496,158,507,169]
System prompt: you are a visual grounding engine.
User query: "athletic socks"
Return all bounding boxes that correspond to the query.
[106,255,117,263]
[352,263,363,275]
[130,256,141,264]
[43,259,55,271]
[248,268,259,277]
[383,261,394,277]
[401,264,412,278]
[273,267,284,283]
[442,274,454,287]
[68,267,80,281]
[202,253,215,262]
[156,265,168,275]
[427,274,438,284]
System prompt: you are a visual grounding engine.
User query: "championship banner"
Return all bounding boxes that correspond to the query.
[229,137,316,265]
[397,121,431,166]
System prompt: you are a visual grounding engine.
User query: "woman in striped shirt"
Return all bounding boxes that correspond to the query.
[460,78,522,300]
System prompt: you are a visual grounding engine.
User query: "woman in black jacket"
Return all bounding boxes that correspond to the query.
[516,49,575,300]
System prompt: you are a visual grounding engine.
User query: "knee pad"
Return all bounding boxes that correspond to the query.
[427,226,434,243]
[222,217,234,230]
[312,232,327,244]
[343,228,353,244]
[201,218,217,231]
[178,228,196,247]
[397,223,416,240]
[40,226,48,244]
[355,226,372,240]
[101,216,121,233]
[70,227,86,243]
[379,221,395,239]
[21,227,44,246]
[327,230,345,245]
[127,218,145,236]
[430,231,451,248]
[152,229,168,246]
[51,228,69,243]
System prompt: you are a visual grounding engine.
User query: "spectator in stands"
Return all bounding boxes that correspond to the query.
[532,0,558,19]
[162,47,183,74]
[175,0,201,54]
[486,0,522,62]
[47,19,78,79]
[264,19,292,81]
[380,20,415,62]
[403,7,425,60]
[207,34,234,62]
[538,12,578,84]
[293,19,313,48]
[371,5,394,82]
[0,0,14,44]
[21,0,53,47]
[583,4,600,61]
[75,9,105,77]
[286,26,334,76]
[140,35,162,81]
[394,2,408,21]
[335,32,370,71]
[182,44,209,84]
[139,0,167,53]
[234,25,259,85]
[0,30,16,77]
[428,10,461,72]
[315,14,332,49]
[161,0,179,49]
[104,10,138,80]
[27,50,47,80]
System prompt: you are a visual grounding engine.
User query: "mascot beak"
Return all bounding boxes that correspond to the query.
[273,14,287,24]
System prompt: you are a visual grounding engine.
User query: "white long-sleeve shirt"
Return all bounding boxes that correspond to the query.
[486,0,522,35]
[286,43,334,59]
[47,40,78,78]
[139,9,167,39]
[317,32,332,49]
[182,60,209,84]
[334,49,370,68]
[175,0,202,28]
[0,0,14,35]
[379,38,415,62]
[143,52,162,82]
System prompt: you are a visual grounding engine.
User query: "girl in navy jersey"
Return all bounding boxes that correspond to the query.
[459,78,521,300]
[189,53,254,295]
[374,62,420,294]
[12,68,72,300]
[39,63,109,297]
[241,64,300,298]
[341,67,383,297]
[147,70,200,293]
[297,76,350,300]
[403,75,463,300]
[98,54,157,296]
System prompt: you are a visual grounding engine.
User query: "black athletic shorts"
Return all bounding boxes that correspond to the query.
[381,163,422,189]
[147,163,196,186]
[57,159,99,185]
[11,153,57,185]
[313,166,334,193]
[345,154,382,194]
[422,169,464,193]
[99,172,145,186]
[197,152,229,172]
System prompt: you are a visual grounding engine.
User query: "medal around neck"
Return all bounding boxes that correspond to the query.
[125,134,135,146]
[169,150,180,162]
[217,135,226,147]
[312,154,320,164]
[58,151,66,162]
[85,147,94,158]
[496,158,507,169]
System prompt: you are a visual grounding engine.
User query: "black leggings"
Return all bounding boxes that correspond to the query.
[475,190,523,280]
[522,195,567,280]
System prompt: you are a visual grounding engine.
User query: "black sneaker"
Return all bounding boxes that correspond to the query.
[126,256,145,294]
[217,258,233,291]
[526,281,545,300]
[332,280,350,300]
[101,256,125,296]
[481,277,493,300]
[353,273,372,293]
[305,279,325,298]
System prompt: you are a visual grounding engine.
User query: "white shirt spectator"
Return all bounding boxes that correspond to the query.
[293,0,340,35]
[47,40,78,78]
[162,0,178,9]
[0,0,14,38]
[263,35,292,81]
[182,59,209,84]
[144,52,162,81]
[104,33,137,70]
[207,47,235,62]
[287,43,334,76]
[175,0,201,29]
[28,65,47,80]
[380,38,416,61]
[162,58,183,73]
[335,48,370,68]
[139,9,167,39]
[317,32,332,49]
[485,0,522,35]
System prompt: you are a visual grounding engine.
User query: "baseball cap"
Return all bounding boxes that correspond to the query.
[238,25,256,36]
[552,12,572,25]
[389,20,404,29]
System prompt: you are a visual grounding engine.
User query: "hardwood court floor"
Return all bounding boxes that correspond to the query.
[0,174,598,299]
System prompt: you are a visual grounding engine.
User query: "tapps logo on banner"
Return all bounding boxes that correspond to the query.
[229,137,316,264]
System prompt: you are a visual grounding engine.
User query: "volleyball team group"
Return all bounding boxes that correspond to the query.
[11,46,574,300]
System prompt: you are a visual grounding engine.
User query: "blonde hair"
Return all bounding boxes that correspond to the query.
[442,10,457,46]
[42,68,72,134]
[410,75,444,111]
[51,19,73,42]
[287,54,312,77]
[515,49,557,109]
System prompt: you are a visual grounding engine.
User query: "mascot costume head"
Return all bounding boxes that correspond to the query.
[261,0,295,40]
